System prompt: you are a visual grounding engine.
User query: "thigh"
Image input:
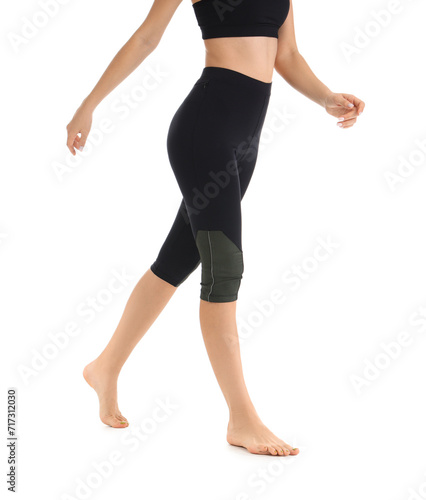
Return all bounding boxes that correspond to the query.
[167,81,244,251]
[190,143,243,252]
[237,93,271,199]
[150,198,201,287]
[166,70,270,252]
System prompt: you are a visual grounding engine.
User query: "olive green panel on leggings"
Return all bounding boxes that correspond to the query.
[196,230,244,303]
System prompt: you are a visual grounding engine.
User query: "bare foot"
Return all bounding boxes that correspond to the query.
[227,414,299,456]
[83,359,129,428]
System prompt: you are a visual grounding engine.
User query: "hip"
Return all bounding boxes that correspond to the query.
[168,66,272,153]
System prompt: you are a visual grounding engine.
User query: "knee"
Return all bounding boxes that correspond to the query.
[196,230,244,303]
[150,256,200,288]
[150,262,199,288]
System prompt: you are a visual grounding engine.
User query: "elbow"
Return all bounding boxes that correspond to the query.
[274,47,300,71]
[133,24,162,51]
[136,33,160,51]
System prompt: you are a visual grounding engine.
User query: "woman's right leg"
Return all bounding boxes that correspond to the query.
[84,195,202,427]
[83,268,178,428]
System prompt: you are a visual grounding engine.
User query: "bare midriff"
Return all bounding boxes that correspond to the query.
[191,0,278,84]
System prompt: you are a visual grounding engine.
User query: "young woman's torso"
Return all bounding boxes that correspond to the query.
[191,0,279,83]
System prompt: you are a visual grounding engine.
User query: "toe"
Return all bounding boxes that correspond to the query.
[101,414,128,428]
[281,446,291,456]
[113,416,129,428]
[276,446,285,456]
[248,444,268,455]
[267,445,278,456]
[280,441,297,455]
[283,442,299,455]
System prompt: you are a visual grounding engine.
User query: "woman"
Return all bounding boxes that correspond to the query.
[66,0,365,456]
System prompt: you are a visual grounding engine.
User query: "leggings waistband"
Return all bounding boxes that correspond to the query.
[198,66,272,95]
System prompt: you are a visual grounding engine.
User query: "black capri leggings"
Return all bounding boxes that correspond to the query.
[151,66,272,302]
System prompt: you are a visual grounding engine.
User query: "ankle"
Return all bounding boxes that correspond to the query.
[93,355,121,380]
[228,405,260,426]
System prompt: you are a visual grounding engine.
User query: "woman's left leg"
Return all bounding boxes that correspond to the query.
[164,66,300,455]
[197,123,299,456]
[200,300,299,456]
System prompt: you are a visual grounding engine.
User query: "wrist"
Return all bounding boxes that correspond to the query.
[81,95,97,113]
[320,89,334,108]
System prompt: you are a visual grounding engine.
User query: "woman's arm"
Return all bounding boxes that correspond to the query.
[274,0,365,128]
[66,0,183,155]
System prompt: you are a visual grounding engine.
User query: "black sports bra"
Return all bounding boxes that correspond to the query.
[192,0,290,40]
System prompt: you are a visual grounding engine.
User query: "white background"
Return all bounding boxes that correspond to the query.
[2,0,426,499]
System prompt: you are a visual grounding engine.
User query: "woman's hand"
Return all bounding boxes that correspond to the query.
[323,92,365,129]
[66,99,94,155]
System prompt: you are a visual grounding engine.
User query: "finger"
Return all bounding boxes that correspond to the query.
[357,99,366,116]
[72,134,85,152]
[337,108,358,122]
[67,134,77,156]
[342,93,361,108]
[74,135,85,151]
[78,130,89,152]
[341,93,356,105]
[338,117,357,127]
[337,117,357,128]
[343,94,365,116]
[334,93,354,109]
